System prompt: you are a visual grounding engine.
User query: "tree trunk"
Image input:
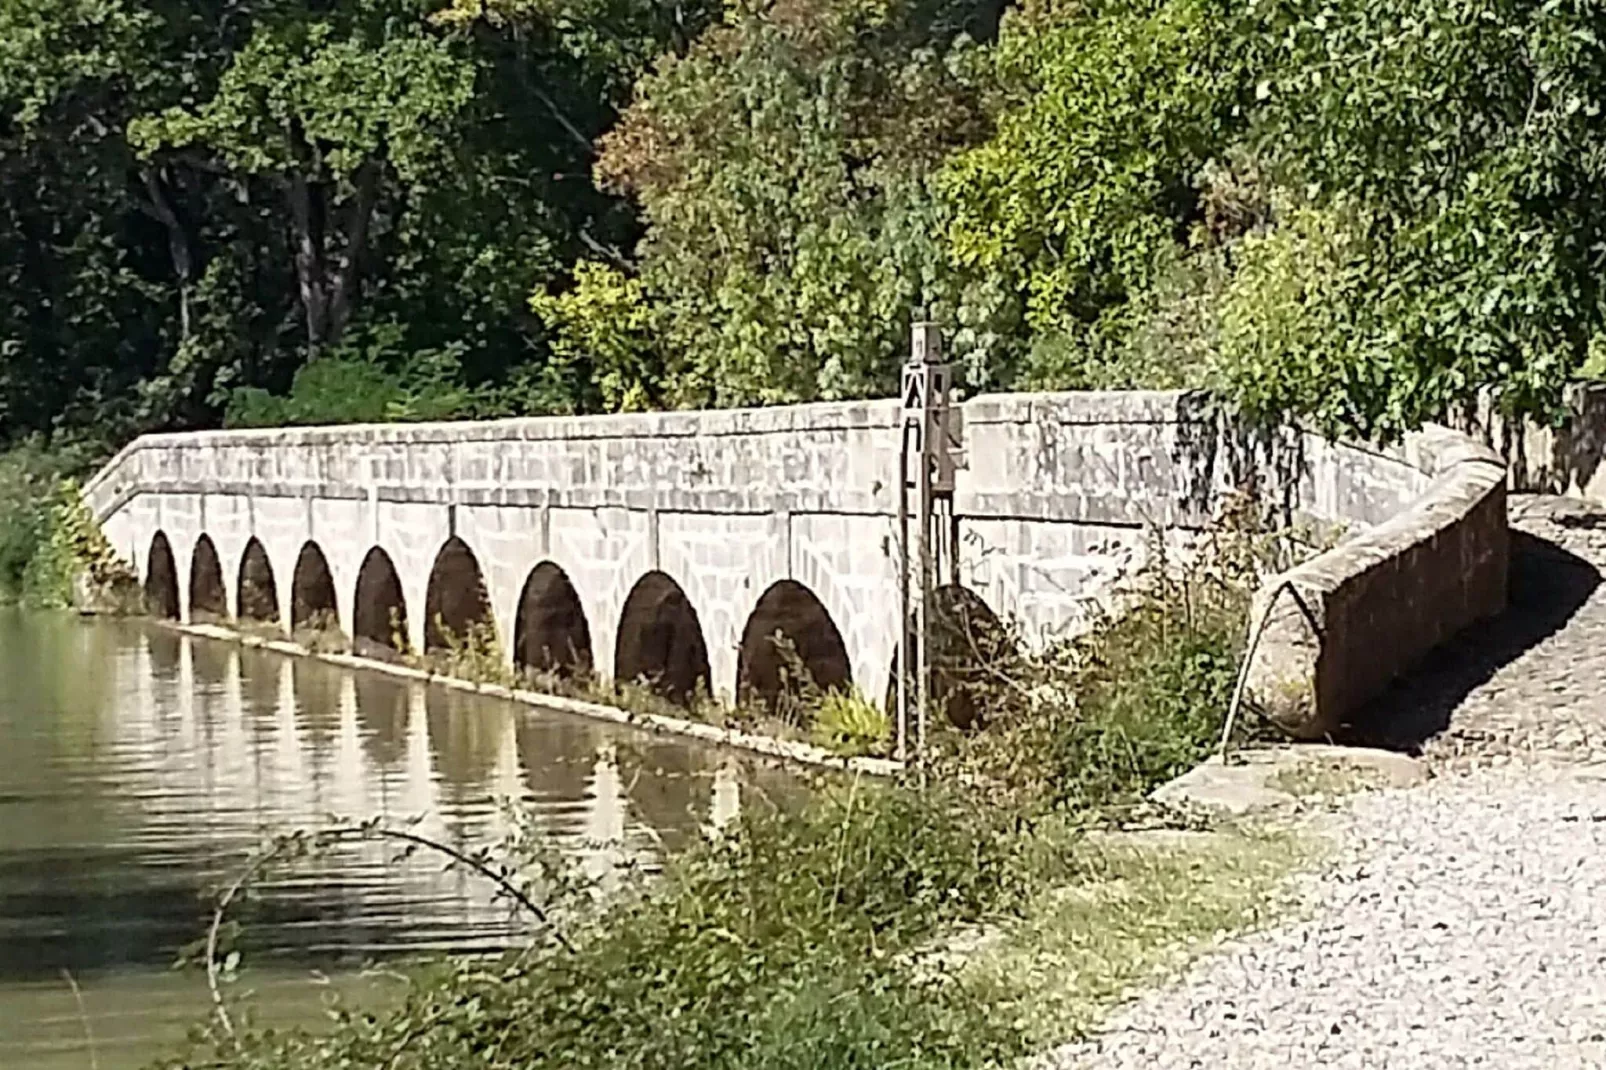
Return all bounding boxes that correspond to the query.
[326,159,381,347]
[286,171,330,354]
[140,167,195,347]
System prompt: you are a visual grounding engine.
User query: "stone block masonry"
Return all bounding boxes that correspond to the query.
[82,391,1508,741]
[1242,429,1509,739]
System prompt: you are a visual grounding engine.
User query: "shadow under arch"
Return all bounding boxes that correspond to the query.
[236,537,280,624]
[886,584,1012,732]
[290,541,339,632]
[737,579,852,721]
[514,561,593,678]
[423,536,495,654]
[145,532,179,620]
[614,571,711,707]
[353,547,409,655]
[188,534,227,620]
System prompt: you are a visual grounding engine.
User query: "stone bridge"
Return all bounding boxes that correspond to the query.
[82,391,1508,737]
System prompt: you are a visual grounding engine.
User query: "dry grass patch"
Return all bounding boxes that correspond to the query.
[966,823,1317,1049]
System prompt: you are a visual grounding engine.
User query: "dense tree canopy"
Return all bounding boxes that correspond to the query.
[4,0,1606,452]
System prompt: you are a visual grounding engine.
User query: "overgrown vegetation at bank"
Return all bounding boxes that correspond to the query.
[0,439,146,612]
[144,507,1305,1070]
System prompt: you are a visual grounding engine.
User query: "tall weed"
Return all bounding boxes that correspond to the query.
[934,496,1298,813]
[168,783,1040,1070]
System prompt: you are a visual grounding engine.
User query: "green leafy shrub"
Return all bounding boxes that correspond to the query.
[20,481,139,610]
[0,446,58,601]
[937,507,1294,812]
[224,325,495,429]
[0,441,116,608]
[169,783,1038,1070]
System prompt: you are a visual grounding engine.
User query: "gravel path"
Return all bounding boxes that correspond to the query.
[1046,495,1606,1070]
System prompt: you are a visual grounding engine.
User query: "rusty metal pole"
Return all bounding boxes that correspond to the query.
[895,397,913,764]
[898,320,953,769]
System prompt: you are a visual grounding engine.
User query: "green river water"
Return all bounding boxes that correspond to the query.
[0,609,781,1069]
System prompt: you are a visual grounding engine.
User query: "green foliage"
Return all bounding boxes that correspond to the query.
[0,447,64,603]
[937,0,1251,387]
[0,0,155,126]
[10,0,1606,451]
[18,484,91,610]
[1204,0,1606,436]
[530,260,663,411]
[173,783,1036,1070]
[0,442,106,605]
[127,21,476,185]
[1213,199,1376,433]
[418,615,516,685]
[810,689,893,756]
[222,323,556,427]
[937,516,1278,813]
[535,0,991,409]
[226,356,447,429]
[0,0,699,448]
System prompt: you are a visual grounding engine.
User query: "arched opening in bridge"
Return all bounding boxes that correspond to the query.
[614,571,710,707]
[886,584,1012,732]
[144,532,179,620]
[188,535,227,620]
[290,541,339,632]
[236,538,280,625]
[353,547,409,655]
[737,580,852,723]
[513,562,593,679]
[423,537,495,654]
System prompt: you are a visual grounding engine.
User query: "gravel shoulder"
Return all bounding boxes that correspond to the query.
[1043,495,1606,1070]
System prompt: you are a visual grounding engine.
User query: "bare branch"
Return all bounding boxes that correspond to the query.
[203,819,577,1049]
[580,228,636,272]
[60,970,99,1070]
[140,168,193,283]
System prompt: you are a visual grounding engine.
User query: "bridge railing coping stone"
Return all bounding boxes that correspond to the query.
[1244,424,1508,741]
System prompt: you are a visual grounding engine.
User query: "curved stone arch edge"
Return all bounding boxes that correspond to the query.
[153,618,902,778]
[123,521,872,708]
[1243,424,1509,741]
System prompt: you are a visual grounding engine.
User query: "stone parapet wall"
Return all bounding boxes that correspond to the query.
[85,391,1509,739]
[1452,382,1606,501]
[83,399,909,523]
[1243,428,1508,740]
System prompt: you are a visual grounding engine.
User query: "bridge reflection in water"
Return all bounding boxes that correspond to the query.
[0,611,784,1069]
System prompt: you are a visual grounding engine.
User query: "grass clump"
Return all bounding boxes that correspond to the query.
[810,688,892,756]
[970,825,1313,1047]
[416,616,516,686]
